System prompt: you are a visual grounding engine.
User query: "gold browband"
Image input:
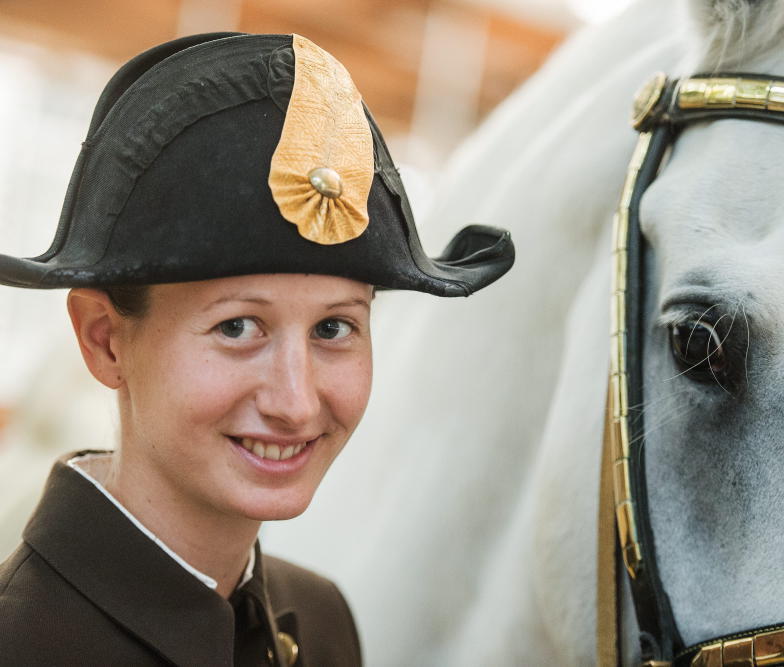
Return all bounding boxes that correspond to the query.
[678,77,784,112]
[631,73,784,130]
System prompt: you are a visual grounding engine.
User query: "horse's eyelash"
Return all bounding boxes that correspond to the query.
[656,304,724,330]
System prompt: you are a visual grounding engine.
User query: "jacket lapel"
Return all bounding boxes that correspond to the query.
[23,455,236,666]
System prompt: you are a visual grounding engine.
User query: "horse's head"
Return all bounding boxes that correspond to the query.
[638,0,784,654]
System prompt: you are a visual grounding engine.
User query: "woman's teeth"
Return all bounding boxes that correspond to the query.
[239,439,306,461]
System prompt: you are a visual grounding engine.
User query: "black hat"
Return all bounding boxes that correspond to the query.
[0,33,514,296]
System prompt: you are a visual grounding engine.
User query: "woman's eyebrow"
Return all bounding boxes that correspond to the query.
[204,296,370,310]
[326,298,370,311]
[206,295,273,309]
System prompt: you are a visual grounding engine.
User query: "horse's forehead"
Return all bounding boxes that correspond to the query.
[640,119,784,307]
[643,120,784,241]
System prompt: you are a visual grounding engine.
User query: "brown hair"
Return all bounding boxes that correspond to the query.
[104,285,150,318]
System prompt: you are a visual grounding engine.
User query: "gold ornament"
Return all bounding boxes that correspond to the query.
[631,72,666,129]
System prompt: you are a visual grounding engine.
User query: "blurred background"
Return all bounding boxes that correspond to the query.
[0,0,634,551]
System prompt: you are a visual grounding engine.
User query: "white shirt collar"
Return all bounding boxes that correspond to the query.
[67,453,255,591]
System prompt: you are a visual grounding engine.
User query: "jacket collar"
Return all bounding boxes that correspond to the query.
[23,451,281,666]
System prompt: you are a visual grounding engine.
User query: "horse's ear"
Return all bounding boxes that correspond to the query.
[684,0,784,70]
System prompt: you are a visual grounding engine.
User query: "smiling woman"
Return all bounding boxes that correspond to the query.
[73,275,374,545]
[0,33,513,666]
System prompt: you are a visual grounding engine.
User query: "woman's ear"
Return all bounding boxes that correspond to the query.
[67,289,126,390]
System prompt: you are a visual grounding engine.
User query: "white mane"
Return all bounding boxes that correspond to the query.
[686,0,784,70]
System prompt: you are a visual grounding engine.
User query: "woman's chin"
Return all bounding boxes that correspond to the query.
[237,491,315,522]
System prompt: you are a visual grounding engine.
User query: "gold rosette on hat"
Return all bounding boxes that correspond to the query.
[269,34,374,245]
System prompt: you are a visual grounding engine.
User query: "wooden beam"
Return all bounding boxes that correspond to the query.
[0,0,564,136]
[0,0,181,62]
[238,0,426,133]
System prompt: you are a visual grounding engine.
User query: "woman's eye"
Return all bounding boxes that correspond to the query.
[217,317,258,340]
[314,318,352,340]
[669,319,728,382]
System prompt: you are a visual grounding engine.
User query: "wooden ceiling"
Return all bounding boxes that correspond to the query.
[0,0,563,136]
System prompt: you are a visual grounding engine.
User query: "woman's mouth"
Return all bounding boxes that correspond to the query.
[237,438,307,461]
[227,435,317,467]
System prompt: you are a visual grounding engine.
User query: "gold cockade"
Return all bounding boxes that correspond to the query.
[269,34,374,245]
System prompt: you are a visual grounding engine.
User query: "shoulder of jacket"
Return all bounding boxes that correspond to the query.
[264,555,362,665]
[264,555,335,589]
[1,541,106,626]
[0,542,35,597]
[0,542,159,664]
[0,543,76,616]
[0,543,58,646]
[264,555,352,610]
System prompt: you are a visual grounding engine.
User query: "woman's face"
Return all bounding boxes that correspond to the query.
[114,273,373,522]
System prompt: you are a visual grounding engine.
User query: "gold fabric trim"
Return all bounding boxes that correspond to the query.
[269,34,374,245]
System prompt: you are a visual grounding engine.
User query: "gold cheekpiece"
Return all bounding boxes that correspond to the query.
[607,130,653,579]
[269,34,374,245]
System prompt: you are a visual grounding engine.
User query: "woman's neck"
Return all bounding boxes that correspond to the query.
[81,451,260,598]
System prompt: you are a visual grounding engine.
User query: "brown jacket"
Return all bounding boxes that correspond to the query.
[0,456,362,667]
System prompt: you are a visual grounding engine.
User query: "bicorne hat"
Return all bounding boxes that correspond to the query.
[0,33,514,296]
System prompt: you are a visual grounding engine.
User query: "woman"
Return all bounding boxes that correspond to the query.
[0,33,513,666]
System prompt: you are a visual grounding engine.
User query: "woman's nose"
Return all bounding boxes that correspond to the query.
[255,337,321,428]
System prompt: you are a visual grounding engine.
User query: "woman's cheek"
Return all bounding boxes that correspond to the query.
[165,354,244,420]
[333,355,373,429]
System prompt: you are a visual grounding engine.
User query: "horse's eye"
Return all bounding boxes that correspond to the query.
[669,319,727,382]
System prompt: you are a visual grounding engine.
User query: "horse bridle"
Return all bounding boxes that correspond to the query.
[605,73,784,666]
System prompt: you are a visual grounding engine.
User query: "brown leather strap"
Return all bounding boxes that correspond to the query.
[598,385,620,666]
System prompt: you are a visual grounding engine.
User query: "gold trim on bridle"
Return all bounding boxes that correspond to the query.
[688,627,784,666]
[678,77,784,112]
[608,131,652,580]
